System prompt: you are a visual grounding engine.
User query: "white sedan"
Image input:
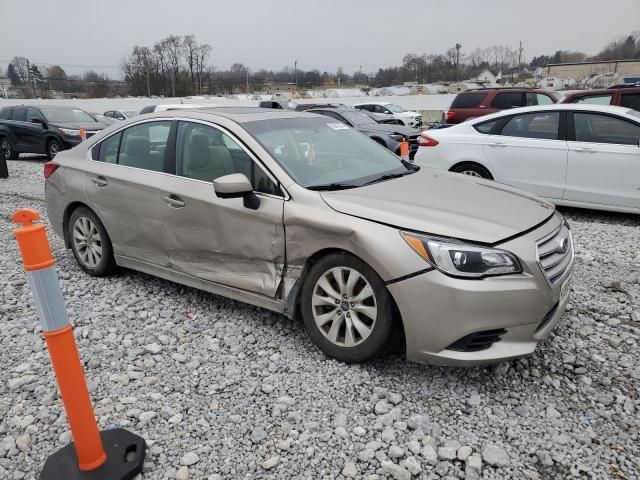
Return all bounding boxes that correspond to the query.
[414,104,640,213]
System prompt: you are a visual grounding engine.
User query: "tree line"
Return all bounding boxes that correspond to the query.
[2,31,638,99]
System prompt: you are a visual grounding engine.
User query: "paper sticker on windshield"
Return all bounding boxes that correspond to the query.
[327,122,349,130]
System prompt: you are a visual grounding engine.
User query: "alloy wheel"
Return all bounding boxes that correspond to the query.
[72,216,103,268]
[460,169,482,178]
[311,267,377,347]
[0,140,11,159]
[49,142,60,158]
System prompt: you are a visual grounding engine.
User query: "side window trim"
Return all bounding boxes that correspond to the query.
[172,119,288,199]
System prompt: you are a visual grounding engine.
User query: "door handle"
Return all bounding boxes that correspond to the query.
[487,142,507,147]
[574,147,595,153]
[91,176,108,187]
[163,195,185,208]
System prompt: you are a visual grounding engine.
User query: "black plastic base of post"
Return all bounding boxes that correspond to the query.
[39,428,146,480]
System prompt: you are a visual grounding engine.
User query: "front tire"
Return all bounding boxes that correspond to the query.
[451,162,493,179]
[300,253,395,363]
[47,139,62,160]
[68,207,116,276]
[0,137,17,160]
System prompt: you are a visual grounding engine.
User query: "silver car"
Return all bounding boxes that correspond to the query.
[45,108,574,366]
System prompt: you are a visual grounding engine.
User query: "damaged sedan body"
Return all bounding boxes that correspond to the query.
[45,107,574,366]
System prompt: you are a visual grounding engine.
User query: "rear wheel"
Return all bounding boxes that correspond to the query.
[68,207,116,276]
[47,139,62,160]
[451,163,493,179]
[300,253,395,363]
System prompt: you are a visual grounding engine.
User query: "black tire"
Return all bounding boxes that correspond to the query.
[68,207,116,276]
[451,162,493,180]
[300,252,395,363]
[47,139,62,160]
[0,137,18,160]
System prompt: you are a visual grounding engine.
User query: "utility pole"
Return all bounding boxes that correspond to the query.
[518,40,524,80]
[455,43,462,82]
[246,67,249,93]
[294,60,298,87]
[145,67,151,98]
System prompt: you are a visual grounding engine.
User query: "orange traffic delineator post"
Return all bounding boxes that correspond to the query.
[12,209,146,480]
[400,137,411,162]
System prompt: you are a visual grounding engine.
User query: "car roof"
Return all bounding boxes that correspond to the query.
[353,101,391,105]
[466,103,637,123]
[140,106,317,123]
[306,107,357,114]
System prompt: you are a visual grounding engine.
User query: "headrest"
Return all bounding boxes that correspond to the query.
[124,136,149,156]
[185,133,211,169]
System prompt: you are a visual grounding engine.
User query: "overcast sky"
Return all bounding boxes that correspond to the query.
[2,0,639,78]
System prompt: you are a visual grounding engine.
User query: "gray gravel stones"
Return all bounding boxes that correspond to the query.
[482,444,510,467]
[1,160,639,479]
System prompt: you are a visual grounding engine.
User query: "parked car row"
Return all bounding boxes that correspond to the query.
[44,107,573,367]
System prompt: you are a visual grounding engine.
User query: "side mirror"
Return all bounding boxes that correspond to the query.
[213,173,260,210]
[30,118,46,127]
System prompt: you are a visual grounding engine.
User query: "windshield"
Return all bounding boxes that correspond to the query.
[244,117,412,189]
[386,104,407,113]
[341,110,377,126]
[39,107,96,123]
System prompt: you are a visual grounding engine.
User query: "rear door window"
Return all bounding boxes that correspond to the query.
[621,93,640,111]
[491,92,524,109]
[573,113,640,145]
[11,107,27,121]
[118,121,171,171]
[499,112,560,140]
[571,94,613,105]
[450,93,487,108]
[0,108,11,120]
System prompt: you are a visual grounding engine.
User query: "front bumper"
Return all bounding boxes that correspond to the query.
[388,213,573,366]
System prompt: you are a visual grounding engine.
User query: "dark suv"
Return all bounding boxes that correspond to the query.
[0,105,106,159]
[560,84,640,111]
[445,88,557,124]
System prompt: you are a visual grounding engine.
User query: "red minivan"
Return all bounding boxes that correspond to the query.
[445,88,557,124]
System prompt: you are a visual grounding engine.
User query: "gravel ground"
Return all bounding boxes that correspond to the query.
[1,158,639,480]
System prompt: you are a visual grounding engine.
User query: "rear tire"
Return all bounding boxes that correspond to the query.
[68,207,116,276]
[451,162,493,179]
[47,139,62,160]
[300,253,395,363]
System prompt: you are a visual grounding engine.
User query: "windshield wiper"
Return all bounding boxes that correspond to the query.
[364,169,416,186]
[307,183,360,191]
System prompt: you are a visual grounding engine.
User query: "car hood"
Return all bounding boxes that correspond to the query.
[358,123,418,136]
[320,168,555,244]
[396,110,420,117]
[50,121,107,130]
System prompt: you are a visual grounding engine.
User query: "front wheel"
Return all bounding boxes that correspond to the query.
[300,253,395,363]
[47,139,62,160]
[0,137,17,160]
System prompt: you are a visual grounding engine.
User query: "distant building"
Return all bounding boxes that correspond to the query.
[544,59,640,83]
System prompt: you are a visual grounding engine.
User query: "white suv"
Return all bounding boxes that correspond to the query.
[353,102,422,127]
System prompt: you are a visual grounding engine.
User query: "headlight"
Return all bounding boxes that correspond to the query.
[401,231,522,278]
[58,128,86,139]
[389,134,404,141]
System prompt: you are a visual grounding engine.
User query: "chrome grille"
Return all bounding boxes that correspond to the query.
[536,223,574,285]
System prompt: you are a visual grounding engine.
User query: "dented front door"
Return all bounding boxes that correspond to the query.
[162,174,285,298]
